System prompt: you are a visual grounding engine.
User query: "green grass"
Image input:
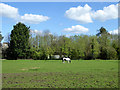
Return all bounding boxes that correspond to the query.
[2,60,119,88]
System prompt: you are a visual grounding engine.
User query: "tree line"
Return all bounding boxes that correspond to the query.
[2,22,120,60]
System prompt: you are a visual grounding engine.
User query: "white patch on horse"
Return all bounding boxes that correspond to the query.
[62,57,71,63]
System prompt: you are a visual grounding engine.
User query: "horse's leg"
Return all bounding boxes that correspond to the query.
[68,60,69,63]
[63,60,65,63]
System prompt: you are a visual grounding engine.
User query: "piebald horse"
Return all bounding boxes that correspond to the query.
[62,57,71,63]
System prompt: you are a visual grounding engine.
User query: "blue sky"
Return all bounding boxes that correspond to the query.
[0,2,118,42]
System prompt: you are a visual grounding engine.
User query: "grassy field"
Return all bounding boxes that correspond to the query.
[2,60,119,88]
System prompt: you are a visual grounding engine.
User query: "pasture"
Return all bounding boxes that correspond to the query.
[2,60,119,88]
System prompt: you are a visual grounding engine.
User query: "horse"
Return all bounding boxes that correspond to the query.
[62,57,71,63]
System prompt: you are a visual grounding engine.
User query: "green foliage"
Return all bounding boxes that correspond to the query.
[29,27,118,60]
[96,27,118,60]
[91,36,100,59]
[70,49,79,59]
[6,22,30,59]
[4,24,118,60]
[57,36,72,57]
[32,48,47,60]
[107,47,118,60]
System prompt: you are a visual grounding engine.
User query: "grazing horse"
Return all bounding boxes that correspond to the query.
[62,57,71,63]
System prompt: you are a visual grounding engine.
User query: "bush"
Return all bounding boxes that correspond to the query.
[32,48,47,60]
[107,47,118,60]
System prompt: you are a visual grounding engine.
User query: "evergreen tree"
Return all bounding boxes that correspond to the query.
[7,22,30,59]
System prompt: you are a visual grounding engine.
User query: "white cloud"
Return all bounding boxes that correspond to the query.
[65,4,118,23]
[63,25,89,34]
[109,29,118,34]
[91,4,118,21]
[21,14,50,24]
[0,3,19,19]
[0,3,49,24]
[65,34,71,37]
[30,29,52,35]
[65,4,93,23]
[30,29,43,35]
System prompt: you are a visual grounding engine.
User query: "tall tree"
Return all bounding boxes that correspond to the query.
[7,22,30,59]
[110,34,119,59]
[57,35,72,58]
[96,27,111,59]
[89,36,100,59]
